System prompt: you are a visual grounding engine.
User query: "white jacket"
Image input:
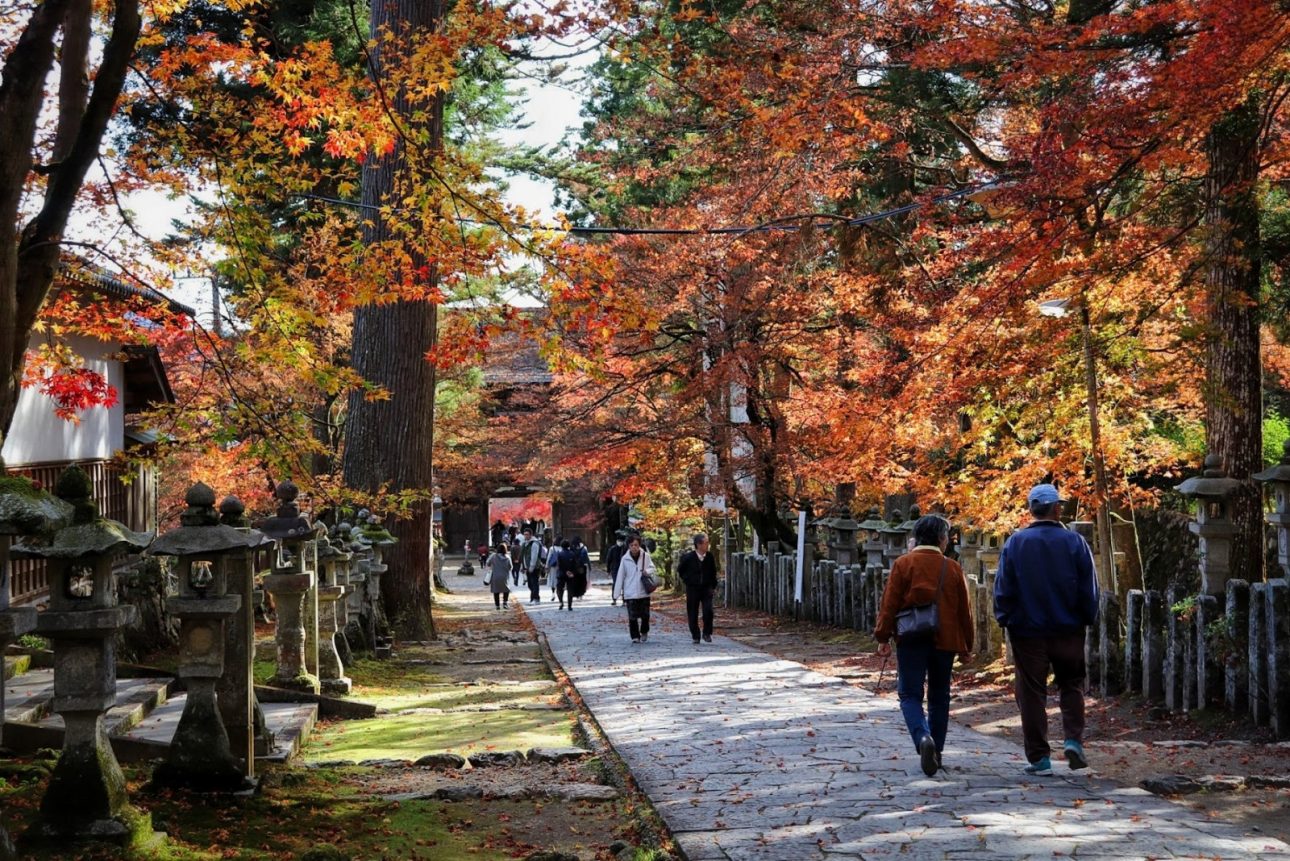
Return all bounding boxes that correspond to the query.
[612,549,657,601]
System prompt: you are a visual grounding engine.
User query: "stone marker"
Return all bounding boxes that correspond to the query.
[12,467,160,849]
[1269,579,1290,738]
[1125,590,1144,693]
[1143,589,1166,700]
[148,482,257,792]
[1251,582,1270,725]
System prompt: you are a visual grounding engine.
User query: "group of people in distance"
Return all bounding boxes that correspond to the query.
[480,527,591,610]
[873,483,1099,779]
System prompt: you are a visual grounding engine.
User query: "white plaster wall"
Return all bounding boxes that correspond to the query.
[2,334,124,466]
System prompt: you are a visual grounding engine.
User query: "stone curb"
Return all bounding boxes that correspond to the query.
[1141,773,1290,795]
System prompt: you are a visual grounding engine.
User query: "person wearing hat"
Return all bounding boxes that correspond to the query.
[994,483,1099,776]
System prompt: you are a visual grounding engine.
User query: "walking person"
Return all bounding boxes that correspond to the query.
[560,536,590,608]
[554,539,574,609]
[485,542,512,610]
[520,528,543,604]
[612,535,657,642]
[677,533,719,644]
[994,483,1099,776]
[546,534,562,601]
[509,536,523,586]
[605,531,627,606]
[874,514,974,777]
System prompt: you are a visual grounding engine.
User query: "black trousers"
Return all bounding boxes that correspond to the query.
[526,571,542,602]
[626,597,651,640]
[1010,632,1087,763]
[685,587,714,641]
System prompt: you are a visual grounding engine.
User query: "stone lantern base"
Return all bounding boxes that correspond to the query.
[152,685,258,793]
[21,715,164,851]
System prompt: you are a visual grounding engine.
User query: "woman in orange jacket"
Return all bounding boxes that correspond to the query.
[874,514,974,777]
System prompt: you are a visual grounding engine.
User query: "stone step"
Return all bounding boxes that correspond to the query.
[116,695,319,764]
[3,666,56,724]
[29,674,173,736]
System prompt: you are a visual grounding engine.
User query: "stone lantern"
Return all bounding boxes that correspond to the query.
[217,495,275,764]
[899,505,922,547]
[344,524,372,651]
[12,466,159,849]
[148,483,255,792]
[823,509,861,567]
[879,511,907,569]
[858,508,887,571]
[358,510,396,658]
[0,475,71,859]
[1255,439,1290,578]
[314,530,351,694]
[258,480,319,694]
[329,521,355,667]
[1177,454,1243,596]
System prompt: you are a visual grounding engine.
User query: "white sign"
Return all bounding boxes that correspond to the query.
[794,510,807,603]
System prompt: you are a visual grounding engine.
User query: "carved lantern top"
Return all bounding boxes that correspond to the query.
[1176,454,1242,500]
[257,479,312,542]
[149,483,261,558]
[1254,439,1290,485]
[0,473,73,537]
[11,466,152,560]
[898,504,923,533]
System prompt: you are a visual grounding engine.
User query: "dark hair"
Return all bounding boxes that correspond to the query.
[561,539,571,550]
[627,534,642,546]
[1029,500,1060,519]
[912,514,950,548]
[496,542,508,554]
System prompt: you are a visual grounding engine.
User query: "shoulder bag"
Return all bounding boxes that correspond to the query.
[638,556,658,594]
[895,557,948,643]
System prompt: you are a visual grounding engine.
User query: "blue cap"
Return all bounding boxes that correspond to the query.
[1027,484,1061,506]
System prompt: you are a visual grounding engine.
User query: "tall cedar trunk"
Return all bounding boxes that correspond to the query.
[1204,98,1265,585]
[0,0,140,453]
[342,0,444,639]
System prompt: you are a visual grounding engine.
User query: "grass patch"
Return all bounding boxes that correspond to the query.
[303,708,575,762]
[376,683,560,713]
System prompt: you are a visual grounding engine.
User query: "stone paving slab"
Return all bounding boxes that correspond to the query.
[118,694,317,762]
[521,580,1290,861]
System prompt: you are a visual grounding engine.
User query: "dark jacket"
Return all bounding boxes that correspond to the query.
[994,520,1098,639]
[874,549,973,652]
[605,541,626,581]
[677,549,718,591]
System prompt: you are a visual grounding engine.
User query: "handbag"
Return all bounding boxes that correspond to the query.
[895,557,948,642]
[638,559,658,595]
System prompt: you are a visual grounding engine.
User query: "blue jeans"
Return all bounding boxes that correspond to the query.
[896,640,956,753]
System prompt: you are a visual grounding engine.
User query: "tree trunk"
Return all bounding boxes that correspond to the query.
[0,0,140,450]
[341,0,444,640]
[1204,96,1265,585]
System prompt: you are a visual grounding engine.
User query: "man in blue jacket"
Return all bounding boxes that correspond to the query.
[994,483,1098,776]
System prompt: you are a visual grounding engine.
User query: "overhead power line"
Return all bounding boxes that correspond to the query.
[297,180,1003,238]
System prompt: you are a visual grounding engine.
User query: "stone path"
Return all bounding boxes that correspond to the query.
[520,577,1290,861]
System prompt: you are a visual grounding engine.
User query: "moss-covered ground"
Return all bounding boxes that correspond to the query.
[2,569,668,860]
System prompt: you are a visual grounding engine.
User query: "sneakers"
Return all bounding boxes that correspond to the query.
[631,638,641,644]
[703,634,712,643]
[1063,740,1088,770]
[692,638,701,645]
[919,736,938,777]
[640,633,648,643]
[1023,757,1054,776]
